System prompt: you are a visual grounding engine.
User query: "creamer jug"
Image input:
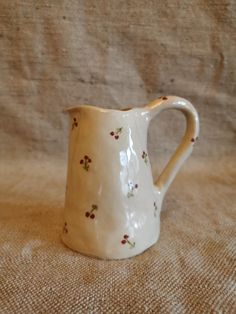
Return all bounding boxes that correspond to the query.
[62,96,199,259]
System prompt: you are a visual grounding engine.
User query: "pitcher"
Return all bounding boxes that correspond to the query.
[62,96,199,259]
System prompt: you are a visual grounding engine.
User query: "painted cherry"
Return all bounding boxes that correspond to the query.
[191,136,199,143]
[80,155,92,171]
[127,182,139,198]
[85,204,98,219]
[154,202,158,217]
[121,234,135,248]
[110,127,123,140]
[142,151,148,164]
[72,117,78,130]
[63,222,68,233]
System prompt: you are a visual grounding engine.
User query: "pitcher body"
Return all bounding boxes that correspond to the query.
[62,96,199,259]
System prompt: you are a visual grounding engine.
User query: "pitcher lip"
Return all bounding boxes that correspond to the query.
[63,104,145,114]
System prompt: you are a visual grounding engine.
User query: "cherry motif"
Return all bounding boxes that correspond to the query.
[110,127,123,140]
[154,202,158,217]
[72,117,78,130]
[85,204,98,219]
[142,151,148,164]
[127,182,139,198]
[120,234,135,248]
[158,96,168,100]
[80,155,92,171]
[63,222,68,233]
[191,136,199,143]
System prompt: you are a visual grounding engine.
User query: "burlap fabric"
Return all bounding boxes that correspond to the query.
[0,1,235,313]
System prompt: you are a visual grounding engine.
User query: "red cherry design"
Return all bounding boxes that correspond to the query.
[110,128,123,139]
[63,222,68,233]
[85,204,98,219]
[120,234,135,248]
[80,155,92,170]
[121,234,135,248]
[72,118,78,129]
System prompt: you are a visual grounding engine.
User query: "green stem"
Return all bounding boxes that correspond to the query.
[127,240,135,248]
[91,206,98,213]
[83,161,89,171]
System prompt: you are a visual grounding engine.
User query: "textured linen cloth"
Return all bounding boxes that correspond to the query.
[0,1,235,313]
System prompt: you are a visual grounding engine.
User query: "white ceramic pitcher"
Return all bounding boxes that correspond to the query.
[62,96,199,260]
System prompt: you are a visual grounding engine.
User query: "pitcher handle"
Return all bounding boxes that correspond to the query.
[146,96,200,199]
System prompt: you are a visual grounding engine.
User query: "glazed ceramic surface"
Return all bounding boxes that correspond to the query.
[62,96,200,260]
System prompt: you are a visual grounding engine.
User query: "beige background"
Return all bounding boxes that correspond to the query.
[0,1,235,313]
